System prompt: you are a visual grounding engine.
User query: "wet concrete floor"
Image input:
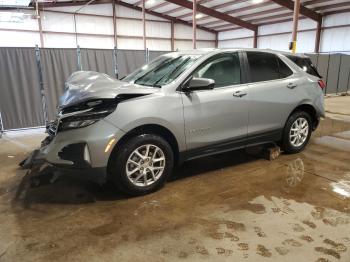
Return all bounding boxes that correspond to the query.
[1,116,350,262]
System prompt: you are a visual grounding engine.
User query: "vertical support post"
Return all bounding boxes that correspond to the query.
[171,20,175,51]
[145,48,150,63]
[35,45,48,127]
[142,0,146,50]
[314,19,322,53]
[112,0,117,48]
[74,14,78,47]
[336,55,342,94]
[253,28,258,48]
[113,46,118,79]
[192,0,197,49]
[0,111,4,138]
[346,67,350,93]
[215,31,218,48]
[77,45,82,71]
[290,0,300,53]
[37,10,44,48]
[325,53,331,94]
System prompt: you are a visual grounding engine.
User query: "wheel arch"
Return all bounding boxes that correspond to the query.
[107,124,180,174]
[288,103,319,130]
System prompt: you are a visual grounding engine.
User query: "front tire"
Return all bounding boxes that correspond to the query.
[281,111,312,154]
[109,134,174,196]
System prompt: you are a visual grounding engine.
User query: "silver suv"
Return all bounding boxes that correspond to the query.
[37,48,325,195]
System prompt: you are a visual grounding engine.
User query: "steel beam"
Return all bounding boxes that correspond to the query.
[142,0,146,50]
[291,0,301,53]
[163,0,257,31]
[171,20,175,51]
[113,0,117,47]
[314,19,322,53]
[270,0,321,22]
[193,0,197,49]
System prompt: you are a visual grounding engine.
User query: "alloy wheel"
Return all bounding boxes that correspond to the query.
[125,144,166,187]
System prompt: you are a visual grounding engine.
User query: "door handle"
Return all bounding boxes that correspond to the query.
[287,83,297,89]
[233,90,247,98]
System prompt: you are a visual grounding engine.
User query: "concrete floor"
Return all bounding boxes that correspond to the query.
[1,97,350,262]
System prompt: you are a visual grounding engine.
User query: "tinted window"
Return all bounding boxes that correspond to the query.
[286,55,321,78]
[247,52,280,82]
[278,58,293,78]
[193,53,241,88]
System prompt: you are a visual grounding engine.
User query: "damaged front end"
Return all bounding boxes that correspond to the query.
[20,71,155,186]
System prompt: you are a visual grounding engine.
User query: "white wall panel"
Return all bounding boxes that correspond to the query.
[43,33,76,48]
[42,12,75,33]
[45,4,113,16]
[259,19,317,35]
[321,27,350,52]
[0,10,38,30]
[219,28,253,40]
[117,37,143,50]
[323,12,350,27]
[146,39,171,51]
[76,15,113,35]
[196,41,215,49]
[116,18,142,36]
[174,40,215,50]
[174,40,192,50]
[219,38,254,49]
[174,24,215,40]
[0,30,40,47]
[77,35,114,49]
[116,5,140,19]
[146,21,170,38]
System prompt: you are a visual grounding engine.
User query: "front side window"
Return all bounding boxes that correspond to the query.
[192,53,241,88]
[123,54,200,87]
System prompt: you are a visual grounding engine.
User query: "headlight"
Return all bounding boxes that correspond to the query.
[58,99,118,132]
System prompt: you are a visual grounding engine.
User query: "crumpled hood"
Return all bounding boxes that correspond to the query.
[58,71,160,108]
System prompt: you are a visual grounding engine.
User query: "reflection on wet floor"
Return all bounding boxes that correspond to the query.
[0,116,350,261]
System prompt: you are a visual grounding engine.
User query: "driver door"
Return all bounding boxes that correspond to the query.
[181,52,249,157]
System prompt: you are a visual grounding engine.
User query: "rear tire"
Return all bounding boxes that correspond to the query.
[281,111,312,154]
[109,134,174,196]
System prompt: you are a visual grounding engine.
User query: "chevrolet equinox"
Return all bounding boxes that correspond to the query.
[36,48,325,195]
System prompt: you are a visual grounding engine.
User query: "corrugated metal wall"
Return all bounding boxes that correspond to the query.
[0,47,168,130]
[0,47,349,131]
[306,53,350,94]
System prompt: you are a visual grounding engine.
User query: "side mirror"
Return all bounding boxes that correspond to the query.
[184,78,215,92]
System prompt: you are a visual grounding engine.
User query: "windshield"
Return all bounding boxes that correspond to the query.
[123,54,200,87]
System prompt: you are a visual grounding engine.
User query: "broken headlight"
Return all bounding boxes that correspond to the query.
[58,99,118,132]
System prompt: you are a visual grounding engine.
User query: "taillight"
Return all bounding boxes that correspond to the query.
[318,79,326,90]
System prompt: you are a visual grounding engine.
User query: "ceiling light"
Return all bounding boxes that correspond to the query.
[195,13,204,19]
[252,0,264,3]
[146,0,156,5]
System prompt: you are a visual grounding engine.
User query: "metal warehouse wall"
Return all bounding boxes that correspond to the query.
[307,53,350,94]
[0,47,349,131]
[0,47,167,130]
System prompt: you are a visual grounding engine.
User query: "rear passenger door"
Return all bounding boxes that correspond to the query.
[245,51,300,141]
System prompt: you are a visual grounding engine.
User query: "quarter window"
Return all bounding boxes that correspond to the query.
[247,52,292,83]
[193,53,241,88]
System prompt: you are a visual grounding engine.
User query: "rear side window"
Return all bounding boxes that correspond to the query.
[286,55,321,78]
[246,52,292,83]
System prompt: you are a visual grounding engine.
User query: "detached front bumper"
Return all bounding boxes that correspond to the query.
[32,119,125,182]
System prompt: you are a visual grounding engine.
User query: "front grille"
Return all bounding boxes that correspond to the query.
[46,119,59,136]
